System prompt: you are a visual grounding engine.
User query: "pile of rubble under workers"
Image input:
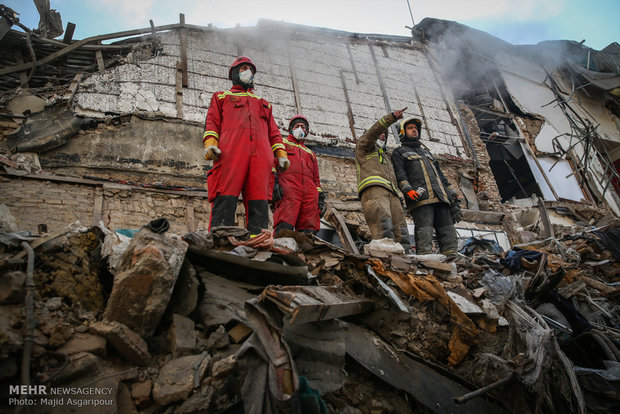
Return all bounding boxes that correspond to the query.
[0,202,618,413]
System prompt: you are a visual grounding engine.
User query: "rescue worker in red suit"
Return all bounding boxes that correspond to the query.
[271,115,325,235]
[203,57,289,235]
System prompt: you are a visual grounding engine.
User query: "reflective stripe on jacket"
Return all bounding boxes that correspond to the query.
[391,142,453,209]
[203,85,285,155]
[355,113,400,196]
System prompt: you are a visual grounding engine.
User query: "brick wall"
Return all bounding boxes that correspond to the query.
[0,176,211,235]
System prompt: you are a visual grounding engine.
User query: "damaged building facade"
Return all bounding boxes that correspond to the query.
[1,15,619,245]
[1,5,619,414]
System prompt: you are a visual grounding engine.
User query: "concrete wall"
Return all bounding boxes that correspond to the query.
[73,23,466,162]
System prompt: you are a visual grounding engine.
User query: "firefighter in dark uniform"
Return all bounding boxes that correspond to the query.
[391,117,462,254]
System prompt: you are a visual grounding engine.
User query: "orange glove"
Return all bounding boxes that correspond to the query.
[406,189,420,201]
[203,138,221,161]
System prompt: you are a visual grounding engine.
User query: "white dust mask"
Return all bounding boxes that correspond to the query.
[293,127,306,139]
[239,69,253,85]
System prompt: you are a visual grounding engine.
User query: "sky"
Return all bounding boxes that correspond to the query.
[4,0,620,50]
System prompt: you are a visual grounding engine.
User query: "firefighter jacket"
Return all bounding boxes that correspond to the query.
[391,139,456,210]
[272,135,322,231]
[355,113,400,196]
[203,85,286,202]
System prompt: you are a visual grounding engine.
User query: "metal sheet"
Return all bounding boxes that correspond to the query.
[538,156,585,202]
[283,320,347,394]
[520,141,556,201]
[345,324,506,414]
[188,246,309,286]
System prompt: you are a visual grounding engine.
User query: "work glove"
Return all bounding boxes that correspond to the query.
[277,156,290,172]
[203,138,221,161]
[272,174,283,203]
[318,192,327,218]
[447,187,460,206]
[406,187,425,202]
[450,203,462,223]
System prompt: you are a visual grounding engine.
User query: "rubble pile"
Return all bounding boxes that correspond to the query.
[0,210,619,413]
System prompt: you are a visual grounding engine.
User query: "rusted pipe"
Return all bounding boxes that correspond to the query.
[454,373,514,404]
[19,241,35,412]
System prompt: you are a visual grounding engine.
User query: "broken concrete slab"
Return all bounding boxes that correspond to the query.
[175,384,215,414]
[206,325,230,350]
[130,380,152,409]
[363,237,405,258]
[152,353,211,406]
[167,259,199,317]
[89,320,150,366]
[103,229,188,338]
[168,314,196,358]
[0,204,19,233]
[212,355,236,378]
[461,209,505,225]
[6,91,46,116]
[57,332,107,358]
[0,270,25,304]
[447,291,485,315]
[117,382,138,414]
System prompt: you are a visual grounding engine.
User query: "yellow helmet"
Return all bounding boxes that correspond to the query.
[398,117,422,140]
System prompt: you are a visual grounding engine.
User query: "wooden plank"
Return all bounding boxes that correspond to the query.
[261,286,374,325]
[0,23,183,76]
[327,209,360,255]
[63,22,76,44]
[12,230,67,260]
[419,259,453,275]
[176,61,183,118]
[95,50,104,71]
[537,197,554,238]
[288,48,302,114]
[228,323,252,343]
[63,71,83,102]
[345,43,359,83]
[339,70,356,142]
[413,84,435,141]
[368,42,397,142]
[179,14,188,87]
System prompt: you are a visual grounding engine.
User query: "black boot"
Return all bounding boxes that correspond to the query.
[210,195,238,228]
[247,200,269,235]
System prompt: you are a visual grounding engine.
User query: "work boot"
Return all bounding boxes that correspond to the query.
[274,222,294,237]
[210,195,238,228]
[246,200,269,235]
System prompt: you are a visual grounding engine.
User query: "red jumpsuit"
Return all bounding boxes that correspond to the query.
[203,85,285,232]
[272,135,322,232]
